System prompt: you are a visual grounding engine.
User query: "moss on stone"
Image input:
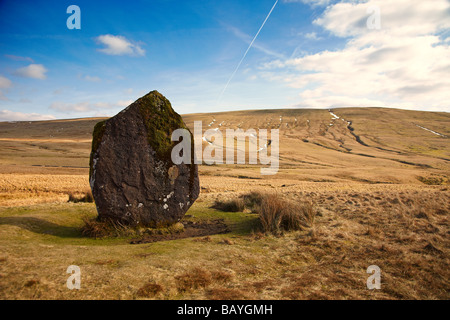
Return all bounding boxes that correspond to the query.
[89,120,107,179]
[137,91,188,162]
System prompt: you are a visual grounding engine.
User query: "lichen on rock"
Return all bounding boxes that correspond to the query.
[89,120,106,180]
[137,91,188,161]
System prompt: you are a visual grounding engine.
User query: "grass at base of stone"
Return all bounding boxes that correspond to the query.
[0,201,264,299]
[76,200,260,240]
[185,202,261,236]
[0,201,258,246]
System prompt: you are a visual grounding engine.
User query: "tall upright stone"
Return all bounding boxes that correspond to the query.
[89,91,199,227]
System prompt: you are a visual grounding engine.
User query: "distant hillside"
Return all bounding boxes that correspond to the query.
[0,107,448,184]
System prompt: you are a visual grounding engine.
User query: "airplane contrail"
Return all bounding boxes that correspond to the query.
[217,0,279,104]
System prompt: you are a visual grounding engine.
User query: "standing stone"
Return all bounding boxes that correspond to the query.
[89,90,199,227]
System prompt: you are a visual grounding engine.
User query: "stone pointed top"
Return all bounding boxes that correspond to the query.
[132,90,188,160]
[137,90,171,111]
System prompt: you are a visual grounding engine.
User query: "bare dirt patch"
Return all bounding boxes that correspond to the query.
[130,219,231,244]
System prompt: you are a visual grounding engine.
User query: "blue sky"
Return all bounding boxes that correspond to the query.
[0,0,449,121]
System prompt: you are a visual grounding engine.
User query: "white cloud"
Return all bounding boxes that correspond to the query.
[117,100,133,107]
[283,0,332,7]
[304,32,322,40]
[0,75,12,100]
[14,64,48,80]
[4,54,34,63]
[49,100,131,113]
[96,35,145,56]
[84,75,101,82]
[0,109,55,122]
[91,111,112,118]
[314,0,450,38]
[0,75,12,89]
[50,102,91,113]
[262,0,450,112]
[92,102,113,109]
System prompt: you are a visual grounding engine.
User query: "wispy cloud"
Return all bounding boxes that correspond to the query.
[227,25,285,59]
[96,35,145,56]
[117,100,134,107]
[0,109,55,122]
[303,32,322,40]
[14,64,48,80]
[4,54,34,63]
[49,102,91,113]
[282,0,332,7]
[49,99,132,113]
[0,75,12,100]
[83,75,101,82]
[0,76,12,89]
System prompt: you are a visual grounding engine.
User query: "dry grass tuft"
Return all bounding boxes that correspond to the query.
[241,191,265,212]
[417,175,449,185]
[194,236,212,242]
[68,190,94,203]
[175,267,213,292]
[423,242,444,255]
[80,216,133,239]
[174,267,234,293]
[94,259,122,267]
[136,282,164,298]
[221,238,234,245]
[258,193,316,235]
[212,198,245,212]
[212,191,317,235]
[211,270,234,283]
[212,191,266,213]
[207,288,250,300]
[24,279,40,287]
[249,231,265,241]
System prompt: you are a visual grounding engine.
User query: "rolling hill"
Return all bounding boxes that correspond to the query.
[0,107,449,300]
[0,107,448,184]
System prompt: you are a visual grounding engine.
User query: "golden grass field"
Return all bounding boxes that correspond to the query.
[0,107,449,299]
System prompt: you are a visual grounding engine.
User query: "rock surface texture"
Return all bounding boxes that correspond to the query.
[89,91,199,227]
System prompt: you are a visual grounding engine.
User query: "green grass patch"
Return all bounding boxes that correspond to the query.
[0,201,260,247]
